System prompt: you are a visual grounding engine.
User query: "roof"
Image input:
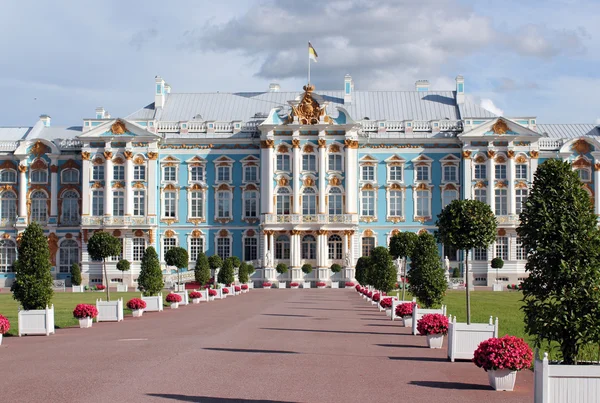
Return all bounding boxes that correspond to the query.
[0,127,32,141]
[458,102,498,119]
[537,124,600,139]
[32,126,82,140]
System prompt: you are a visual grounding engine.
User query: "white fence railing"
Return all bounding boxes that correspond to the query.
[263,214,356,224]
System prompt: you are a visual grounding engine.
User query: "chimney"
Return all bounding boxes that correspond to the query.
[344,74,354,104]
[268,83,280,92]
[164,83,171,94]
[39,115,51,127]
[456,75,465,104]
[155,76,166,109]
[415,80,429,92]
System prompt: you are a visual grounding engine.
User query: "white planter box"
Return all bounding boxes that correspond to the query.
[116,285,128,292]
[18,305,55,336]
[170,302,179,309]
[331,282,339,289]
[492,283,503,292]
[403,316,413,328]
[96,298,124,322]
[214,288,224,299]
[141,294,164,312]
[290,285,299,289]
[199,290,209,302]
[192,298,201,304]
[447,316,498,362]
[174,292,189,305]
[535,352,600,403]
[385,309,392,317]
[278,282,287,289]
[79,317,93,328]
[302,282,311,289]
[132,309,143,317]
[248,282,254,289]
[72,285,84,293]
[489,369,517,391]
[412,305,447,335]
[0,334,3,345]
[427,334,444,349]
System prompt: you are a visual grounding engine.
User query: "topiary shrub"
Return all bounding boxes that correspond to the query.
[165,247,189,288]
[355,256,371,286]
[194,252,211,286]
[301,263,313,274]
[370,246,397,293]
[70,263,82,286]
[276,263,288,274]
[330,263,342,273]
[229,256,241,268]
[208,255,222,271]
[116,259,131,281]
[218,257,235,285]
[137,247,163,296]
[408,232,447,308]
[238,262,249,284]
[451,267,460,278]
[87,231,122,301]
[491,257,504,269]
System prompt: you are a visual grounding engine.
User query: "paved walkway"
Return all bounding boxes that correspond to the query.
[0,289,533,402]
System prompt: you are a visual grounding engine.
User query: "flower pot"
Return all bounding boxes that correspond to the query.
[291,286,299,289]
[0,334,3,345]
[487,369,517,391]
[209,296,215,301]
[131,309,143,318]
[192,298,201,304]
[78,317,93,328]
[317,286,326,289]
[426,333,444,349]
[170,302,179,309]
[402,315,413,327]
[385,309,392,317]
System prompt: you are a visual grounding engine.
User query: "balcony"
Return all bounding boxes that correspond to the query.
[81,216,157,226]
[262,214,356,225]
[496,214,520,225]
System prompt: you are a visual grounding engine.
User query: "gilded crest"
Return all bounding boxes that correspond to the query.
[261,139,275,148]
[498,228,506,236]
[491,119,509,135]
[191,229,202,238]
[103,151,113,160]
[278,177,289,187]
[515,155,527,163]
[344,139,359,149]
[164,230,175,238]
[292,139,300,148]
[318,139,327,148]
[363,229,374,237]
[81,151,91,161]
[487,150,496,158]
[133,156,145,165]
[462,150,472,159]
[147,151,158,160]
[330,177,341,186]
[277,144,289,153]
[530,150,539,159]
[123,150,133,160]
[303,177,314,187]
[572,139,591,155]
[303,144,315,153]
[290,84,328,125]
[31,141,50,158]
[110,121,127,135]
[507,150,515,159]
[329,144,340,153]
[219,229,229,237]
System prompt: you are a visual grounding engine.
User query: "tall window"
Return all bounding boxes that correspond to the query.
[516,237,527,260]
[217,191,232,218]
[389,190,403,217]
[516,189,528,214]
[329,154,342,171]
[474,188,487,203]
[328,235,343,260]
[190,238,204,261]
[0,169,16,183]
[389,166,402,181]
[361,190,375,216]
[92,190,104,216]
[163,166,176,182]
[132,238,146,262]
[301,235,316,259]
[362,237,375,257]
[113,191,125,216]
[133,190,145,216]
[495,236,508,260]
[61,169,78,183]
[244,166,258,182]
[495,189,508,215]
[244,237,257,261]
[0,240,16,272]
[58,240,79,273]
[190,191,204,219]
[30,190,48,222]
[515,164,528,180]
[190,166,204,182]
[163,191,176,218]
[276,188,291,215]
[31,169,48,184]
[495,164,507,180]
[163,237,177,256]
[244,191,258,218]
[0,191,17,221]
[361,166,374,181]
[134,165,146,181]
[217,237,231,259]
[61,190,79,224]
[302,155,316,172]
[328,187,343,215]
[276,154,290,172]
[442,189,458,208]
[217,166,231,182]
[443,165,457,182]
[474,163,486,179]
[416,190,430,217]
[416,165,430,181]
[92,165,104,181]
[302,188,316,215]
[275,235,290,259]
[113,165,124,181]
[474,247,487,261]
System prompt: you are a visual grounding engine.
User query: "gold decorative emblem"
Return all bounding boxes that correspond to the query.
[344,139,359,149]
[329,144,340,153]
[417,228,428,235]
[491,119,509,135]
[515,155,527,163]
[487,150,496,158]
[91,182,103,189]
[414,183,429,191]
[462,150,472,159]
[110,121,127,135]
[103,151,113,160]
[113,157,124,165]
[261,139,275,148]
[147,229,154,244]
[318,139,327,148]
[93,157,104,166]
[2,233,10,239]
[498,228,506,236]
[292,139,300,148]
[530,150,539,159]
[330,177,341,186]
[123,151,133,160]
[391,229,400,237]
[246,229,255,237]
[0,160,16,170]
[474,181,486,189]
[31,159,48,170]
[495,182,507,188]
[572,157,591,168]
[65,233,73,239]
[572,139,591,154]
[363,229,374,237]
[290,84,329,125]
[31,141,50,158]
[50,164,58,173]
[165,230,175,238]
[133,156,145,165]
[303,144,315,153]
[361,183,375,191]
[444,183,458,191]
[495,155,506,164]
[147,151,158,160]
[133,182,146,189]
[515,181,528,189]
[81,151,91,161]
[303,177,314,187]
[507,150,515,159]
[387,183,403,190]
[134,229,144,237]
[113,182,125,189]
[219,229,229,237]
[191,229,202,238]
[18,164,27,173]
[16,233,22,244]
[278,177,289,187]
[216,183,230,191]
[316,230,328,236]
[594,162,600,172]
[474,155,486,163]
[277,144,289,153]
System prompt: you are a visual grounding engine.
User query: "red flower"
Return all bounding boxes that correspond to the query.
[189,292,203,299]
[0,314,10,334]
[263,282,272,288]
[241,284,248,290]
[355,284,361,291]
[316,282,326,287]
[208,289,218,297]
[126,298,147,310]
[166,293,182,303]
[345,282,355,287]
[395,302,418,317]
[367,291,373,298]
[417,314,449,336]
[223,288,230,294]
[290,282,299,287]
[234,286,241,292]
[96,284,106,290]
[379,297,393,309]
[372,293,381,302]
[73,304,99,319]
[473,335,533,372]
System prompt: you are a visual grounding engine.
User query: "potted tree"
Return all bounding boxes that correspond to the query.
[246,265,256,288]
[208,255,222,284]
[238,262,249,292]
[218,257,235,295]
[389,232,419,302]
[301,263,312,288]
[127,298,146,317]
[70,263,83,292]
[491,257,504,291]
[330,263,342,288]
[0,314,10,345]
[194,252,211,289]
[116,259,130,292]
[87,231,122,302]
[417,313,449,349]
[138,247,164,312]
[275,263,288,289]
[166,293,182,309]
[73,304,98,328]
[165,247,189,293]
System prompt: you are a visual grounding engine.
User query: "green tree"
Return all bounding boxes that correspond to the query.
[517,159,600,364]
[208,255,223,285]
[435,199,497,323]
[301,263,313,274]
[451,267,460,278]
[70,263,82,286]
[194,252,211,286]
[165,247,189,289]
[137,246,164,296]
[330,263,342,273]
[389,231,419,300]
[247,265,256,275]
[86,231,122,301]
[238,262,249,284]
[218,257,235,285]
[116,259,130,282]
[408,232,447,308]
[491,257,504,283]
[355,256,371,286]
[276,262,288,274]
[229,256,241,268]
[369,246,397,293]
[11,222,54,310]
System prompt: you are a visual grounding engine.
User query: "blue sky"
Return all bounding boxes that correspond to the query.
[0,0,598,126]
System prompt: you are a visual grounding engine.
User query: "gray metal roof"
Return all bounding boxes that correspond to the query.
[0,127,32,141]
[35,126,82,140]
[536,124,600,139]
[458,102,498,119]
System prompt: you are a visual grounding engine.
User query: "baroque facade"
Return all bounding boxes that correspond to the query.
[0,75,599,288]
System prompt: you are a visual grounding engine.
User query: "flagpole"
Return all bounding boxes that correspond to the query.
[308,44,311,84]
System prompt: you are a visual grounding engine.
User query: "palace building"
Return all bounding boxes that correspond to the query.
[0,75,598,288]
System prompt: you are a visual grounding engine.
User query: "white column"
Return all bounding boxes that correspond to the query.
[487,152,495,214]
[261,139,274,214]
[262,231,269,264]
[125,151,134,216]
[508,153,516,215]
[18,162,27,220]
[81,154,91,216]
[104,152,113,216]
[317,230,327,268]
[147,152,158,216]
[50,158,58,218]
[530,153,539,182]
[292,136,301,214]
[463,152,472,199]
[345,138,358,213]
[318,137,327,214]
[290,231,301,268]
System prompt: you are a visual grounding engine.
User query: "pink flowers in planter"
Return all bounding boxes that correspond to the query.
[234,286,241,292]
[395,302,418,317]
[96,284,106,291]
[127,298,147,310]
[345,282,355,287]
[379,297,393,309]
[366,291,373,298]
[208,289,218,297]
[372,293,381,302]
[222,288,230,294]
[166,293,182,303]
[263,282,272,288]
[355,284,361,291]
[473,335,533,372]
[417,313,449,336]
[189,292,203,299]
[316,282,326,287]
[73,304,99,319]
[290,282,299,287]
[241,284,248,290]
[0,314,10,334]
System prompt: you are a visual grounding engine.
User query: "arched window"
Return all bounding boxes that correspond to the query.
[0,191,17,221]
[275,235,290,259]
[302,235,317,260]
[0,169,16,183]
[244,190,258,218]
[328,234,343,260]
[190,191,204,218]
[302,187,316,215]
[30,190,48,222]
[276,188,291,215]
[31,169,48,184]
[61,168,79,184]
[0,240,16,272]
[59,239,79,274]
[576,167,591,182]
[328,187,343,215]
[61,190,79,224]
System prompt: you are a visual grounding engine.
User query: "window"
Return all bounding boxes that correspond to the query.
[0,240,16,272]
[92,165,104,181]
[0,191,16,221]
[113,191,124,216]
[244,166,258,182]
[474,188,487,203]
[190,165,204,182]
[389,166,402,182]
[302,155,316,172]
[190,191,204,219]
[0,169,16,183]
[302,188,316,215]
[30,190,48,222]
[244,237,257,261]
[61,169,78,184]
[362,237,375,257]
[495,236,508,260]
[58,240,79,273]
[301,235,316,260]
[276,188,291,215]
[276,154,290,172]
[328,235,343,260]
[443,165,458,182]
[516,164,527,180]
[163,166,176,182]
[328,187,343,215]
[416,165,430,181]
[495,189,508,216]
[133,190,145,216]
[516,188,528,214]
[577,168,591,182]
[113,165,124,181]
[217,191,231,218]
[163,237,177,256]
[389,190,403,217]
[442,189,458,208]
[416,190,430,217]
[61,190,79,224]
[361,190,375,216]
[133,165,146,181]
[92,190,104,216]
[329,154,342,171]
[190,238,204,261]
[474,163,486,180]
[244,191,258,218]
[133,238,146,262]
[31,169,48,184]
[516,237,526,260]
[275,235,290,259]
[217,166,231,182]
[361,166,374,181]
[474,247,487,261]
[495,164,507,180]
[217,237,231,259]
[163,191,176,218]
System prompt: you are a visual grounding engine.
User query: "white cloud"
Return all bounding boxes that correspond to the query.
[595,118,600,125]
[480,98,504,116]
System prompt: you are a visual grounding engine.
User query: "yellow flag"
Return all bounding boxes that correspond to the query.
[309,42,318,63]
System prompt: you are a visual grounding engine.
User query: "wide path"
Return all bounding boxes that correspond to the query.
[0,289,533,402]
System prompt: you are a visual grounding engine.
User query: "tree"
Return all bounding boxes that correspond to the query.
[301,263,313,274]
[70,263,82,286]
[247,265,256,275]
[491,257,504,283]
[451,267,460,278]
[435,199,497,324]
[218,257,235,285]
[116,259,130,282]
[276,263,288,274]
[208,255,222,285]
[330,263,342,273]
[389,231,419,301]
[137,246,164,296]
[11,222,54,310]
[517,159,600,364]
[194,252,211,286]
[238,262,249,284]
[229,256,241,268]
[408,232,447,308]
[369,246,397,293]
[165,247,189,290]
[86,231,122,301]
[355,256,371,286]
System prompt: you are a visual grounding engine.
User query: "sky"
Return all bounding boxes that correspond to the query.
[0,0,599,127]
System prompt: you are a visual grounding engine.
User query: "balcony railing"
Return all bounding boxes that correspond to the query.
[262,214,356,224]
[496,214,520,225]
[81,216,157,226]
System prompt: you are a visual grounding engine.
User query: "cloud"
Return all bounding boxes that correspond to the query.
[494,78,539,92]
[506,24,588,58]
[129,28,158,51]
[595,118,600,125]
[480,98,504,116]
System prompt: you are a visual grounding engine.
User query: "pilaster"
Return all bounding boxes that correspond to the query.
[318,134,327,214]
[508,151,516,215]
[487,150,495,213]
[17,161,27,223]
[462,151,472,199]
[125,148,134,216]
[345,137,359,214]
[104,151,113,216]
[49,156,59,222]
[261,137,274,214]
[81,152,91,216]
[292,134,301,214]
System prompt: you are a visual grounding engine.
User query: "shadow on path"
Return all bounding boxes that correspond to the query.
[375,343,427,349]
[203,347,298,355]
[261,314,311,318]
[290,307,372,312]
[408,381,492,391]
[261,327,407,336]
[364,324,399,328]
[389,356,447,362]
[147,393,294,402]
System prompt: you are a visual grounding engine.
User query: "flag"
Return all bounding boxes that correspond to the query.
[308,42,318,63]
